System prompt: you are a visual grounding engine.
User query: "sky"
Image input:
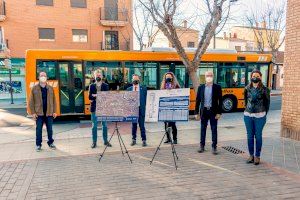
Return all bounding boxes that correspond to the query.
[133,0,286,49]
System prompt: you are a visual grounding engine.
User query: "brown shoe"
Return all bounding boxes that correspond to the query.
[254,157,260,165]
[246,156,254,164]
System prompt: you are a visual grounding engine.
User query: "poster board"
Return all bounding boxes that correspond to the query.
[96,91,139,122]
[145,88,190,122]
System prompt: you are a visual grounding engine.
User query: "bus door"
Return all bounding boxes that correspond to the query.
[58,62,85,115]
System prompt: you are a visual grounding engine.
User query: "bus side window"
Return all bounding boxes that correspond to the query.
[36,61,57,80]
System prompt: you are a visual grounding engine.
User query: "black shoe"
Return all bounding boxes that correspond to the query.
[173,140,177,144]
[142,140,147,147]
[91,143,97,149]
[164,139,170,144]
[246,156,254,164]
[131,140,136,146]
[104,142,112,147]
[197,146,205,153]
[212,147,218,155]
[254,157,260,165]
[36,145,42,152]
[49,144,56,150]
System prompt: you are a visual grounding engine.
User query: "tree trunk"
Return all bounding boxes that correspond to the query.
[187,64,200,92]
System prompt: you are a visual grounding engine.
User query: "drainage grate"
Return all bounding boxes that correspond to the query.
[222,146,245,154]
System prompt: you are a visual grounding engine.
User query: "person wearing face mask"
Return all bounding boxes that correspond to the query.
[195,71,222,155]
[89,70,112,148]
[161,72,181,144]
[28,72,57,152]
[244,69,270,165]
[127,74,147,147]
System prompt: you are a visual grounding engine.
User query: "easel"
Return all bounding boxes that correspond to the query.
[150,122,179,170]
[99,122,132,163]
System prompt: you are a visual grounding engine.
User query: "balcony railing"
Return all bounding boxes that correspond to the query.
[99,7,128,27]
[100,40,131,51]
[0,1,6,21]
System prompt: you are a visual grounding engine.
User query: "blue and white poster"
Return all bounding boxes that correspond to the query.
[145,89,190,122]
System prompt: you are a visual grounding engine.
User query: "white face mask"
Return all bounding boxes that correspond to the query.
[39,76,47,83]
[206,77,213,83]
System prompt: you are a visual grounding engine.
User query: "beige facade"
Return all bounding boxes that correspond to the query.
[151,22,199,48]
[281,0,300,140]
[230,25,281,52]
[0,0,133,58]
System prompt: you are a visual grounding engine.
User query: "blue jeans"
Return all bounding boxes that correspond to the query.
[244,115,266,157]
[201,108,218,148]
[91,112,108,144]
[132,114,146,141]
[36,116,54,146]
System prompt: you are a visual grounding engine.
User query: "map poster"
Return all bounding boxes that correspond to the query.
[145,88,190,122]
[96,91,139,122]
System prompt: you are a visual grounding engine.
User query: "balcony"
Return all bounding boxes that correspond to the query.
[99,7,128,27]
[100,40,131,51]
[0,1,6,22]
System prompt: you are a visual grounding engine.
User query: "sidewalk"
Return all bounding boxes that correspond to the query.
[0,110,300,199]
[0,98,27,109]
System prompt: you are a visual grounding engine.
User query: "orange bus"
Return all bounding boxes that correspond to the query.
[25,49,272,116]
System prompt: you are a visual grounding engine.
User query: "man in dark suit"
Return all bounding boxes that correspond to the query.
[127,74,147,147]
[195,71,222,155]
[89,70,112,148]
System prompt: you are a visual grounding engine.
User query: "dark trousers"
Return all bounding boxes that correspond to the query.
[164,122,177,141]
[200,108,218,148]
[36,116,54,146]
[132,113,146,141]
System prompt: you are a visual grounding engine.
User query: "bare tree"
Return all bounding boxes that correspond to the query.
[109,0,159,51]
[246,1,286,62]
[139,0,233,90]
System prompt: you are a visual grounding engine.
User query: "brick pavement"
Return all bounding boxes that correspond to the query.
[0,145,300,200]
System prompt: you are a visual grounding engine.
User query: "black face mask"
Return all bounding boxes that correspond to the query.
[132,80,139,85]
[96,77,101,82]
[251,77,261,84]
[166,78,173,83]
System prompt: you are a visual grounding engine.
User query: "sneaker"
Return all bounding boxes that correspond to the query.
[254,157,260,165]
[142,140,147,147]
[104,142,112,147]
[91,143,97,149]
[212,147,218,155]
[197,146,205,153]
[246,156,254,164]
[131,140,136,146]
[49,144,56,150]
[173,140,177,144]
[36,146,42,152]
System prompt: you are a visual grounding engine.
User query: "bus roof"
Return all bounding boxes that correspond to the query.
[25,49,272,63]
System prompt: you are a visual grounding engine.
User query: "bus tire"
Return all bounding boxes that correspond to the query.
[222,95,237,113]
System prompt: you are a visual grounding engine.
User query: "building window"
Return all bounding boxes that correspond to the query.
[105,31,119,50]
[187,42,195,48]
[36,0,53,6]
[72,29,88,42]
[38,28,55,41]
[70,0,87,8]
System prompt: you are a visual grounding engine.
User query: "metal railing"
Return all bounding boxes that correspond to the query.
[100,40,130,51]
[99,7,128,22]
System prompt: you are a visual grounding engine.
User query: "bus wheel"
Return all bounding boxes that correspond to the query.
[222,96,236,113]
